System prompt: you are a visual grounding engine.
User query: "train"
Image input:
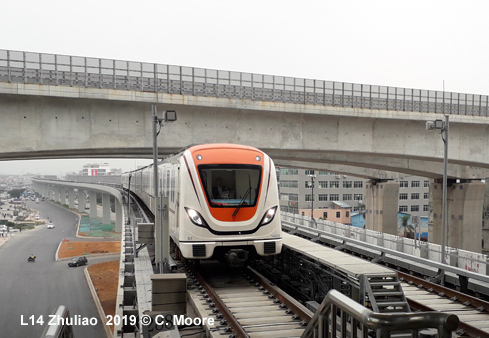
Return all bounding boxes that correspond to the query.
[122,143,282,264]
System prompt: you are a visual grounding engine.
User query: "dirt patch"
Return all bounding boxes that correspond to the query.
[58,240,120,258]
[88,260,120,333]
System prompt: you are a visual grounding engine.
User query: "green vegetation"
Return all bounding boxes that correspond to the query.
[8,188,25,199]
[401,214,415,238]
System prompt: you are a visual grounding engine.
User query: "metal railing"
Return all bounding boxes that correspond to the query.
[1,49,488,116]
[282,211,489,277]
[301,289,459,338]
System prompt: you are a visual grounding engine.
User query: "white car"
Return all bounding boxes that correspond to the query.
[35,215,40,220]
[47,223,54,229]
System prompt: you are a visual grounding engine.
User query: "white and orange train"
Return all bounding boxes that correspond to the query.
[122,144,282,263]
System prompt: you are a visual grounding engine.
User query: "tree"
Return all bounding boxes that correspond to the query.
[401,214,415,238]
[8,188,25,199]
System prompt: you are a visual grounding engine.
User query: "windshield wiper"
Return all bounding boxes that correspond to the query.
[232,187,251,216]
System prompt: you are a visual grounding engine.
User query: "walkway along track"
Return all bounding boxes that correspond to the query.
[185,262,313,338]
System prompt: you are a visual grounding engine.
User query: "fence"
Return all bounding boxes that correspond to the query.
[1,49,488,116]
[281,211,489,276]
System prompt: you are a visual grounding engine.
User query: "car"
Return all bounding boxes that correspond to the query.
[68,256,88,267]
[47,223,54,229]
[35,215,40,220]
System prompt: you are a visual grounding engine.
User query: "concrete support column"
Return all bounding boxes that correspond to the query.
[365,180,400,235]
[102,193,111,225]
[78,189,86,213]
[115,199,123,232]
[68,188,75,209]
[482,182,489,254]
[60,187,66,206]
[431,180,485,253]
[47,185,52,200]
[89,191,98,219]
[55,186,61,203]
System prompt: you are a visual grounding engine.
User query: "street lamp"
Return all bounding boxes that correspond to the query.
[152,105,177,273]
[308,174,316,228]
[426,115,449,265]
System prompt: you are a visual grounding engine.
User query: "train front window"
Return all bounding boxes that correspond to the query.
[198,165,262,207]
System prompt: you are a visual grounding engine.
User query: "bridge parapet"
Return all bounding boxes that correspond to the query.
[1,49,488,117]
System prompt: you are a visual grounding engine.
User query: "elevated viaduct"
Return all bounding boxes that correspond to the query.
[1,49,489,252]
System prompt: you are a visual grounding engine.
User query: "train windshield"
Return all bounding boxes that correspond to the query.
[198,164,262,208]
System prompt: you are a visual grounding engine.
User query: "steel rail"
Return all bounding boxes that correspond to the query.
[399,271,489,338]
[246,266,313,324]
[187,264,249,338]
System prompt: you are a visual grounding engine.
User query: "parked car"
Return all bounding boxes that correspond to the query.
[47,223,54,229]
[35,215,40,220]
[68,256,88,267]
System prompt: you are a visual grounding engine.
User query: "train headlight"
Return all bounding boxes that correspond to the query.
[259,206,277,226]
[185,207,207,227]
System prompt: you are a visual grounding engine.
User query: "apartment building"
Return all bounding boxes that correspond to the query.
[278,168,429,220]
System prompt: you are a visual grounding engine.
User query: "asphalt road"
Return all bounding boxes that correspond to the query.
[0,200,111,338]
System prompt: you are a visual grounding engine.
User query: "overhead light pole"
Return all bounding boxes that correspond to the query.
[152,105,177,273]
[308,174,316,228]
[426,115,449,266]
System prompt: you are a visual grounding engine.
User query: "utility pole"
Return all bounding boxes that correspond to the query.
[309,174,316,228]
[152,106,177,273]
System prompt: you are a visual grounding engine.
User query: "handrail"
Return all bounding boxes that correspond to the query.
[0,49,488,116]
[281,218,489,285]
[301,289,459,338]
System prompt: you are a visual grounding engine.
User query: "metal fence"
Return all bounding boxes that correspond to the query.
[282,212,489,284]
[1,49,488,116]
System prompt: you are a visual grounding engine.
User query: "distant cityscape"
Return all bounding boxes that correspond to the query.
[0,162,429,231]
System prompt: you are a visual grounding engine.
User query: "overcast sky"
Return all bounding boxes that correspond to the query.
[1,0,489,176]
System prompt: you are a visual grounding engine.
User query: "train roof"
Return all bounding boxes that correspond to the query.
[122,143,265,174]
[186,143,264,154]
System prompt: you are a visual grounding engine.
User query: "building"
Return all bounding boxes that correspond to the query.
[65,163,122,185]
[300,201,352,224]
[81,163,112,176]
[278,168,430,220]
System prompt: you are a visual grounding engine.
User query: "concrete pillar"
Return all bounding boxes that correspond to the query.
[55,186,61,203]
[115,198,123,233]
[365,180,399,235]
[482,182,489,254]
[60,187,66,206]
[89,191,98,219]
[78,189,86,213]
[68,188,75,209]
[102,193,111,225]
[47,185,52,200]
[431,180,485,253]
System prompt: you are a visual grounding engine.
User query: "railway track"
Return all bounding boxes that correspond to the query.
[399,272,489,337]
[185,261,313,338]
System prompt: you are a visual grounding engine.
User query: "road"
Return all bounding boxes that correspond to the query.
[0,200,111,338]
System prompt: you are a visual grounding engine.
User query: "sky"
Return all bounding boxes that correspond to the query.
[1,0,489,175]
